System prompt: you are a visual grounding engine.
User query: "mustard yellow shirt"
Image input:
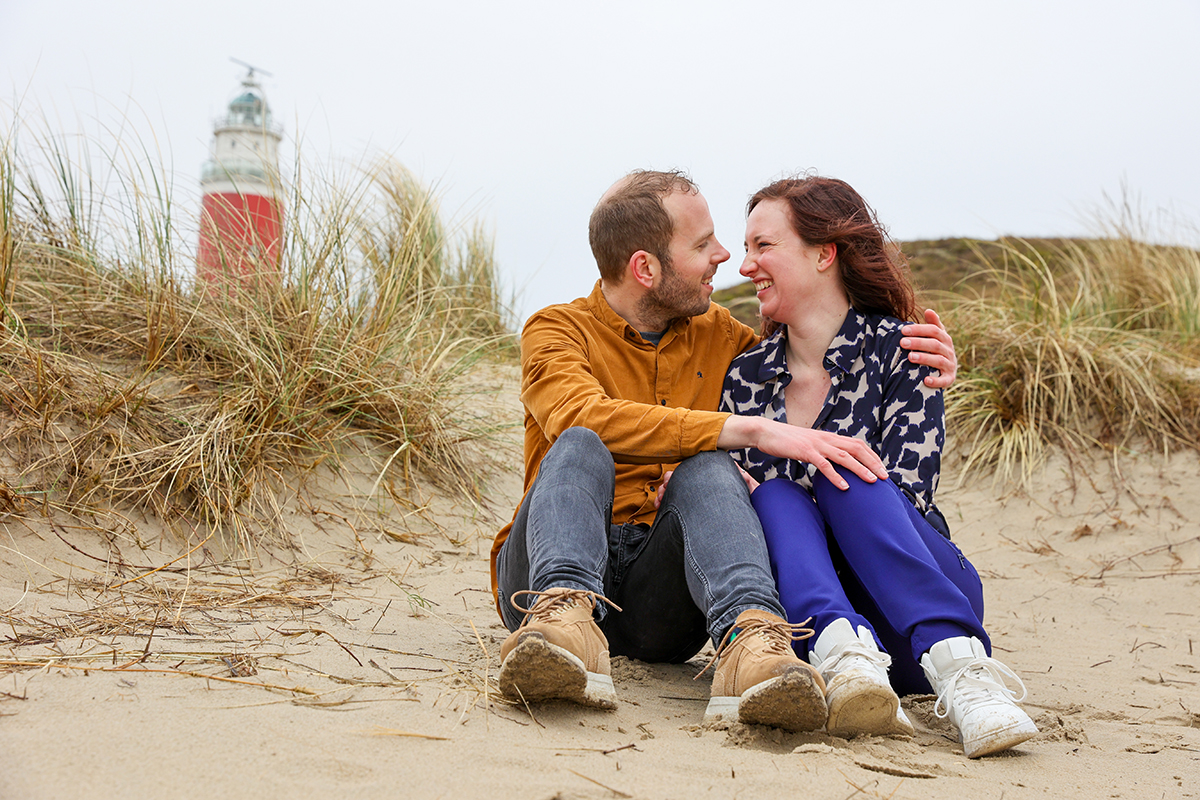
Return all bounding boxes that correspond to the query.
[491,281,759,604]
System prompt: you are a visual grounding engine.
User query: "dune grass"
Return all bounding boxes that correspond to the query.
[0,122,515,548]
[715,229,1200,485]
[941,236,1200,484]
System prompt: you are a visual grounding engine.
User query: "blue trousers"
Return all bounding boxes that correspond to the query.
[752,474,988,695]
[496,428,786,663]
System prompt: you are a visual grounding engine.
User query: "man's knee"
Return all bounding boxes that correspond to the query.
[544,428,614,476]
[673,449,740,485]
[549,427,607,460]
[662,451,754,514]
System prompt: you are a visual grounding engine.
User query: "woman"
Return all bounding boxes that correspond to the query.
[720,176,1037,757]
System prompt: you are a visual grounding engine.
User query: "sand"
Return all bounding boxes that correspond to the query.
[2,366,1198,799]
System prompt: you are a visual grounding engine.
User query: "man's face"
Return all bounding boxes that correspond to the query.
[648,191,730,320]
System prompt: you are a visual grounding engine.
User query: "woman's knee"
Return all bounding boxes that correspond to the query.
[811,468,907,511]
[812,465,869,493]
[753,477,808,505]
[752,479,825,541]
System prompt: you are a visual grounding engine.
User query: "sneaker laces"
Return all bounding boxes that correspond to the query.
[695,615,814,680]
[812,636,892,679]
[510,588,621,625]
[933,656,1029,720]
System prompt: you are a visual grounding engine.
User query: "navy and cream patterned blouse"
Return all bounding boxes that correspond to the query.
[721,309,948,533]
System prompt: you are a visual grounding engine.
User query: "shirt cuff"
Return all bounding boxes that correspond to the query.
[680,410,731,454]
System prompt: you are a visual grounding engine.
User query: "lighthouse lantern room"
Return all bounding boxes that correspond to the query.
[197,67,284,293]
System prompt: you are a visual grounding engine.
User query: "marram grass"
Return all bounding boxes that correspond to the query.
[0,122,515,548]
[943,238,1200,485]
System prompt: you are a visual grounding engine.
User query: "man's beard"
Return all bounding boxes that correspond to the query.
[636,260,710,331]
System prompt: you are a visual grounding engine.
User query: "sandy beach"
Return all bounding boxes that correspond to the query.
[2,365,1198,799]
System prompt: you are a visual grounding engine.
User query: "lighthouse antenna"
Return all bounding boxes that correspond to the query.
[229,57,274,81]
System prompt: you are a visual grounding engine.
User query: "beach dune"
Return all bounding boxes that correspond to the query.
[1,368,1198,799]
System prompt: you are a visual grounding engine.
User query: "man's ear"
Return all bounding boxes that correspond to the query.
[628,250,659,289]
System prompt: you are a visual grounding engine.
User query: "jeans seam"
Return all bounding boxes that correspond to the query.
[598,501,614,577]
[615,524,635,587]
[670,502,717,636]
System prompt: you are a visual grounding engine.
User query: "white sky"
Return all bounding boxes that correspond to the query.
[4,1,1199,320]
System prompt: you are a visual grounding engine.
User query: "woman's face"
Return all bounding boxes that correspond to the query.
[740,199,831,324]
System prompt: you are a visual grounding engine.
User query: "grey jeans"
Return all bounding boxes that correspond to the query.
[495,427,785,663]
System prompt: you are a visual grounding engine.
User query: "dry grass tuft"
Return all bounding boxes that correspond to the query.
[0,120,516,546]
[942,236,1200,484]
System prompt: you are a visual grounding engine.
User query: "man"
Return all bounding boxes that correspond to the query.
[490,170,955,732]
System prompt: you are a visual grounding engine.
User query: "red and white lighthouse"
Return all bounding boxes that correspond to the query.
[197,68,284,293]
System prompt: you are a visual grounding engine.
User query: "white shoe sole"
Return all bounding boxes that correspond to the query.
[498,634,616,709]
[704,669,827,732]
[886,705,917,737]
[963,717,1038,758]
[826,673,904,737]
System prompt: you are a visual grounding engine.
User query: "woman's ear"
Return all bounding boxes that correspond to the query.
[816,243,838,272]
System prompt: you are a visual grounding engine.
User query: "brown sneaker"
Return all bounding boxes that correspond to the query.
[498,588,619,709]
[703,609,828,732]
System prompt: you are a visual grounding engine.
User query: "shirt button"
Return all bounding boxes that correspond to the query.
[660,399,666,405]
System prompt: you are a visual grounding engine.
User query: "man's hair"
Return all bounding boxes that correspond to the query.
[589,170,699,283]
[748,175,917,337]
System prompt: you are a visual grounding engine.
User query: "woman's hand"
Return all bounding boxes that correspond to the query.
[754,420,887,490]
[719,415,888,490]
[900,308,957,388]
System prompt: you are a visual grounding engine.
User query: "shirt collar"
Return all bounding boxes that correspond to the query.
[754,326,790,383]
[586,280,642,342]
[755,308,867,382]
[585,280,693,347]
[824,308,867,376]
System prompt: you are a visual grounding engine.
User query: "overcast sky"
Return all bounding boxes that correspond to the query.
[4,1,1198,320]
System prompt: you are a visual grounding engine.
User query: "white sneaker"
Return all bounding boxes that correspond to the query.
[920,637,1038,758]
[809,618,912,737]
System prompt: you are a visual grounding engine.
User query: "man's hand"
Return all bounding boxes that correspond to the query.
[737,465,760,495]
[900,308,956,389]
[718,416,888,490]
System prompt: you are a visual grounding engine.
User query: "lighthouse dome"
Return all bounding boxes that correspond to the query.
[229,89,268,127]
[202,67,283,184]
[222,72,275,130]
